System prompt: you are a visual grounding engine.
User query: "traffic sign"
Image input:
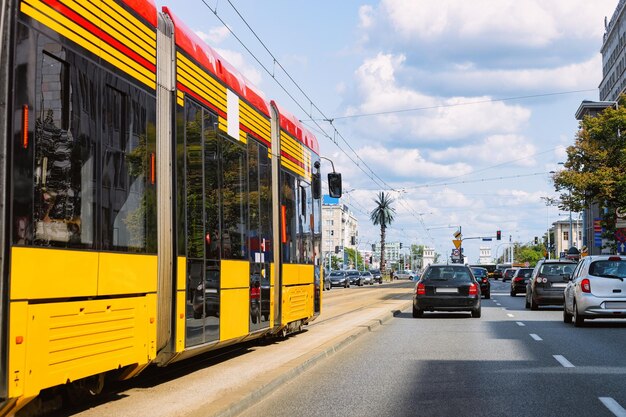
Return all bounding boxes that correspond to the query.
[453,230,462,239]
[453,239,462,249]
[452,249,460,257]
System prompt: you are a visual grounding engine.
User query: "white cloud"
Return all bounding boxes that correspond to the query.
[430,55,602,92]
[377,0,614,46]
[348,53,531,141]
[195,27,230,45]
[359,5,374,29]
[350,146,473,179]
[429,134,537,167]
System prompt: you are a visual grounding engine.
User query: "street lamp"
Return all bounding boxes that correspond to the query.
[558,162,574,250]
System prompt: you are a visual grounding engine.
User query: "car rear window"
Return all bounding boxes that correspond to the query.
[518,268,533,277]
[423,266,472,282]
[330,271,343,276]
[589,260,626,278]
[539,263,575,276]
[472,268,486,277]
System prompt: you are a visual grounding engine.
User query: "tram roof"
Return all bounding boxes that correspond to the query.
[122,0,158,27]
[162,6,319,155]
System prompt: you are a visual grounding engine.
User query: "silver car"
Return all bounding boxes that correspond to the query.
[564,255,626,326]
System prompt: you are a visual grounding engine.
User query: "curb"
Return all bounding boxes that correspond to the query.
[193,301,411,417]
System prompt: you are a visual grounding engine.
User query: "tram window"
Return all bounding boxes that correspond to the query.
[248,140,261,261]
[204,110,219,261]
[101,82,155,253]
[281,171,296,263]
[259,144,272,257]
[221,136,247,260]
[185,101,204,259]
[33,51,95,248]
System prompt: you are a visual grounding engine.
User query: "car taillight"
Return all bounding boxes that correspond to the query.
[513,277,522,282]
[536,276,547,284]
[482,278,487,283]
[417,283,426,295]
[581,278,591,293]
[469,283,478,295]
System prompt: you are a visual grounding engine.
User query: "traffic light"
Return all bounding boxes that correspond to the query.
[534,236,539,244]
[400,243,403,249]
[334,246,339,254]
[351,236,356,245]
[496,230,501,240]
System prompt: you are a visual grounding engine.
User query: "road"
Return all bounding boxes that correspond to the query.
[237,280,626,417]
[39,281,413,417]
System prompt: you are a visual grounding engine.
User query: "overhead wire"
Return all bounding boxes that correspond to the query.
[198,0,436,239]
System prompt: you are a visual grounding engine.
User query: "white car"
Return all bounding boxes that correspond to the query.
[395,269,416,280]
[564,255,626,326]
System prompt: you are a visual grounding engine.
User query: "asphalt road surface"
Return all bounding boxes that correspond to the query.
[237,280,626,417]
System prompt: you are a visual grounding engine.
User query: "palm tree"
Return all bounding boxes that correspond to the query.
[370,192,396,278]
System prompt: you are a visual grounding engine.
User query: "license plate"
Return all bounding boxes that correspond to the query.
[436,288,458,294]
[605,302,626,309]
[551,283,567,288]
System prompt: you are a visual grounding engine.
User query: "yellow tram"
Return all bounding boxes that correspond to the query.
[0,0,341,414]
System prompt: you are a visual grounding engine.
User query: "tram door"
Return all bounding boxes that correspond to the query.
[248,139,271,332]
[184,101,220,346]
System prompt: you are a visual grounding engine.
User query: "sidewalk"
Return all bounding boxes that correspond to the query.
[75,295,412,417]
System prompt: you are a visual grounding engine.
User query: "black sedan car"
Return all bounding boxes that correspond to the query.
[471,267,490,299]
[329,270,349,288]
[510,267,533,296]
[413,264,481,318]
[345,269,363,286]
[525,260,577,310]
[370,269,382,284]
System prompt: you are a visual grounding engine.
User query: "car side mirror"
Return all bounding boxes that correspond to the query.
[568,273,573,281]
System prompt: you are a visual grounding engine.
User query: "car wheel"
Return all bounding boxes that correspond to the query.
[484,292,490,299]
[510,289,516,297]
[563,304,573,323]
[530,296,539,311]
[573,301,585,327]
[471,308,481,318]
[412,305,423,318]
[525,294,530,309]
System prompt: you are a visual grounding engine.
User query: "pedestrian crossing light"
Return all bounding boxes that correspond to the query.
[496,230,501,240]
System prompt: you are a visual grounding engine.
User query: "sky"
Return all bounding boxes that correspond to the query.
[158,0,619,263]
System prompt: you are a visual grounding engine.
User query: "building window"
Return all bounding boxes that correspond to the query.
[563,231,569,241]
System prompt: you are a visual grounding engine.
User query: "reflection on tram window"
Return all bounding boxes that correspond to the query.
[33,52,95,249]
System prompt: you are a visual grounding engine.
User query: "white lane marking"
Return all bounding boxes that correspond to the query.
[507,313,514,318]
[553,355,575,368]
[529,333,542,341]
[516,321,525,326]
[599,397,626,417]
[501,307,507,310]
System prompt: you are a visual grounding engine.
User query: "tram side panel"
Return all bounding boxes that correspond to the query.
[7,0,159,405]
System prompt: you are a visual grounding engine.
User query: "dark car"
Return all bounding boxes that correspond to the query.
[329,270,349,288]
[345,269,363,286]
[525,259,577,310]
[510,267,533,296]
[370,269,382,284]
[501,267,518,282]
[360,270,374,285]
[413,264,481,318]
[493,263,511,280]
[471,267,490,299]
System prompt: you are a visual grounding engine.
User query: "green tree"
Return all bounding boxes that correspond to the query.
[345,247,364,270]
[370,192,396,278]
[553,97,626,252]
[515,244,544,266]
